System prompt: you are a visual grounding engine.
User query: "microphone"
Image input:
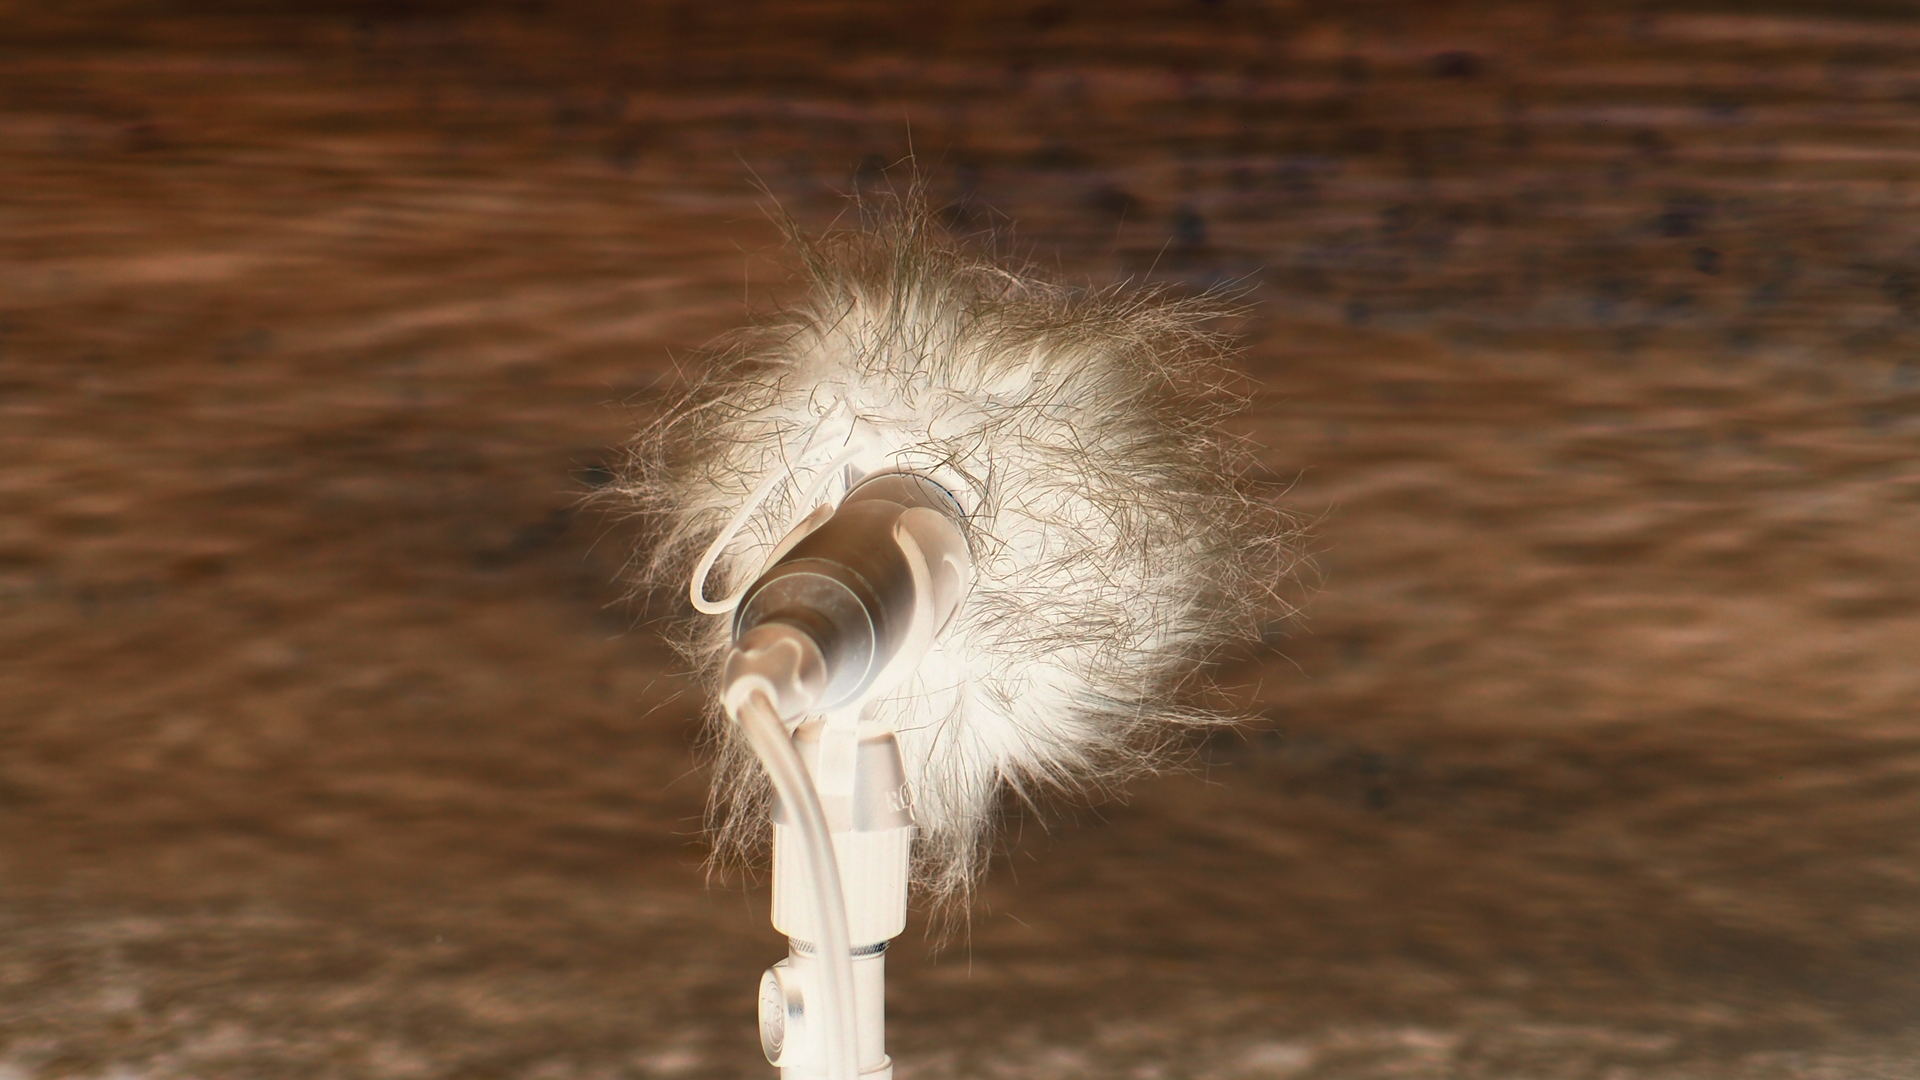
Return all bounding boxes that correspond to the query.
[627,196,1298,1080]
[719,469,970,1080]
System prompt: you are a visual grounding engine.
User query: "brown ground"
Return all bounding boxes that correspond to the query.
[3,2,1918,1077]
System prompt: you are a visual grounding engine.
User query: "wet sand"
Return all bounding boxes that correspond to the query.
[2,2,1918,1077]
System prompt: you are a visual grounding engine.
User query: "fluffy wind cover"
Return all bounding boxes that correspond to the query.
[622,203,1299,917]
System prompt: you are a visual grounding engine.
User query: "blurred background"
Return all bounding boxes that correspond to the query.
[3,1,1918,1077]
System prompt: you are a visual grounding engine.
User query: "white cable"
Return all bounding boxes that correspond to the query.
[735,688,860,1080]
[689,431,874,615]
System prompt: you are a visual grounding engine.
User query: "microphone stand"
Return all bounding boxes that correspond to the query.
[757,717,913,1080]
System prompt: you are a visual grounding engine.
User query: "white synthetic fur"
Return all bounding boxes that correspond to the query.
[625,206,1298,915]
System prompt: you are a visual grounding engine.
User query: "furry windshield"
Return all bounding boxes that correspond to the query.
[621,201,1301,921]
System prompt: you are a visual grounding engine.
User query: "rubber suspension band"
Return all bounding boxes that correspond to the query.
[689,428,875,616]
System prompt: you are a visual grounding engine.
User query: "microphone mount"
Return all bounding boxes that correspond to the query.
[718,468,973,1080]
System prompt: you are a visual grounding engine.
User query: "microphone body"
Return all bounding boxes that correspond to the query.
[730,472,969,717]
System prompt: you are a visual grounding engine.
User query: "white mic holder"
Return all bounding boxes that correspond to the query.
[758,721,914,1079]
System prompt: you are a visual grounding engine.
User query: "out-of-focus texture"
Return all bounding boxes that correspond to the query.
[0,2,1915,1078]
